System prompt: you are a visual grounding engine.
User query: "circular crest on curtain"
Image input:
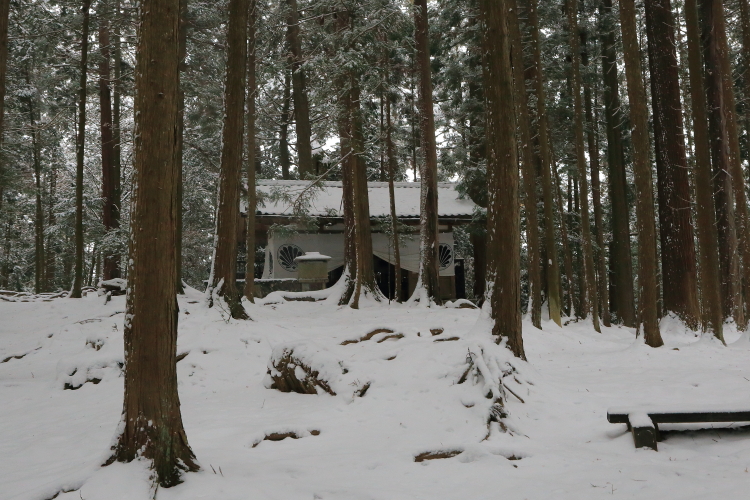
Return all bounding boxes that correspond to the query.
[277,244,304,272]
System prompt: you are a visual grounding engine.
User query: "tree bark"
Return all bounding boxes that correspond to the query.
[110,0,198,482]
[112,0,122,279]
[684,0,724,341]
[581,31,611,327]
[175,0,187,294]
[509,0,542,329]
[87,245,98,287]
[1,217,11,289]
[703,0,750,329]
[471,231,487,303]
[565,0,600,332]
[700,0,742,325]
[46,163,57,289]
[599,0,636,326]
[0,0,9,213]
[740,0,750,150]
[99,0,120,281]
[279,70,291,180]
[412,0,441,305]
[618,0,664,347]
[286,0,313,178]
[554,161,576,317]
[244,0,257,302]
[336,8,356,306]
[385,65,402,302]
[349,73,379,308]
[525,0,563,326]
[27,80,45,294]
[71,0,90,299]
[480,0,525,358]
[643,0,700,328]
[209,0,249,319]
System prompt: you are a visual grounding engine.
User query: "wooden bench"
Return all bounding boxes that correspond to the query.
[607,406,750,450]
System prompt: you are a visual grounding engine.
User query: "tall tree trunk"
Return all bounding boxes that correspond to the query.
[618,0,664,347]
[0,0,9,213]
[412,0,441,305]
[684,0,724,341]
[385,66,402,302]
[573,175,584,316]
[349,73,379,308]
[643,0,700,329]
[279,70,291,180]
[565,0,600,332]
[465,31,488,304]
[244,0,257,302]
[285,0,313,178]
[99,0,120,281]
[740,0,750,152]
[700,0,742,324]
[110,0,198,482]
[112,0,122,272]
[209,0,249,320]
[46,164,57,289]
[27,83,44,294]
[600,0,636,326]
[1,217,11,289]
[70,0,90,299]
[509,0,542,329]
[379,80,386,182]
[554,162,576,317]
[411,67,418,182]
[706,0,750,329]
[581,31,611,327]
[336,8,356,306]
[89,247,99,287]
[525,0,563,326]
[175,0,187,294]
[589,110,610,326]
[480,0,525,358]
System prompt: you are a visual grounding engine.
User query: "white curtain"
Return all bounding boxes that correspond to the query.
[263,232,455,279]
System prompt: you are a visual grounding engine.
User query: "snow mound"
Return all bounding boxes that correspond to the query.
[57,326,124,390]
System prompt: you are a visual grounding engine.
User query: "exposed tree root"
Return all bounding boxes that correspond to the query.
[376,333,404,343]
[341,328,395,345]
[252,429,321,448]
[64,377,102,390]
[42,486,81,500]
[414,449,463,462]
[2,353,27,363]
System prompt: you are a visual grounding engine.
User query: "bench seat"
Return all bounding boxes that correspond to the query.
[607,406,750,450]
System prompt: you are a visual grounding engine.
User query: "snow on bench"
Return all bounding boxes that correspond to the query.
[607,405,750,451]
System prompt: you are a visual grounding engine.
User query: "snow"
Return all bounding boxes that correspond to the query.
[627,412,655,428]
[2,290,750,499]
[294,252,332,262]
[253,180,477,218]
[609,405,750,416]
[98,278,127,291]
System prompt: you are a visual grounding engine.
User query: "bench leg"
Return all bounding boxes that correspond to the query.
[627,413,658,450]
[631,425,658,450]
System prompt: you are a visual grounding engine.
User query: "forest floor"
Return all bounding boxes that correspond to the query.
[1,287,750,500]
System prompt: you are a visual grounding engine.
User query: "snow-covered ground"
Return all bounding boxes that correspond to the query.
[1,288,749,500]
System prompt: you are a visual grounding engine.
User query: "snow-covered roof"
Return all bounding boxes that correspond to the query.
[252,180,477,219]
